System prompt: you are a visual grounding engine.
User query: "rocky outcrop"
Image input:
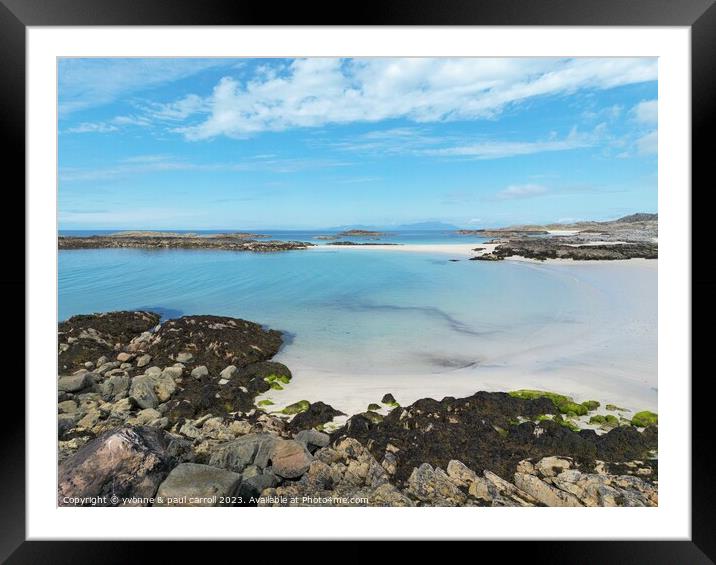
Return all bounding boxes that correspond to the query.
[462,214,658,261]
[475,239,658,261]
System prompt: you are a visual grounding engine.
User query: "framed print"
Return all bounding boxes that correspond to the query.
[4,0,714,559]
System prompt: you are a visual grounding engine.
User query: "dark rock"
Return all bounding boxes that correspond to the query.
[484,239,658,261]
[237,470,279,504]
[288,401,346,432]
[381,393,396,404]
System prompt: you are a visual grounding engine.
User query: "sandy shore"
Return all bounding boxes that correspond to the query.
[310,242,484,256]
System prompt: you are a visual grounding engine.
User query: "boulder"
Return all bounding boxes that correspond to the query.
[154,373,177,402]
[534,456,572,477]
[238,469,280,502]
[446,459,479,487]
[295,429,330,452]
[208,433,277,473]
[268,439,313,479]
[191,365,209,379]
[58,373,95,393]
[220,365,238,380]
[176,352,194,363]
[513,472,584,507]
[129,375,159,409]
[99,374,130,401]
[136,354,152,368]
[406,463,467,506]
[58,426,187,506]
[154,463,241,507]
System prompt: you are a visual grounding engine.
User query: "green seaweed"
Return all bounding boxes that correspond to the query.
[509,389,588,416]
[257,399,274,407]
[606,404,629,412]
[360,411,384,424]
[264,373,291,385]
[581,400,600,411]
[281,400,310,415]
[631,411,658,427]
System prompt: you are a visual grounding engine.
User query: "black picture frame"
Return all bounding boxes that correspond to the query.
[3,0,713,560]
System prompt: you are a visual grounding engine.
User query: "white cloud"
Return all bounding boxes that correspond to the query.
[169,57,656,140]
[632,99,658,125]
[66,122,119,134]
[59,154,350,182]
[496,184,549,200]
[58,58,229,115]
[636,130,658,155]
[423,129,590,160]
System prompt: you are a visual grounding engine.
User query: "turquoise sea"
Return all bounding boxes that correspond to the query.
[57,231,658,414]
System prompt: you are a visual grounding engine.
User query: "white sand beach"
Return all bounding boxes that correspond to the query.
[263,248,658,418]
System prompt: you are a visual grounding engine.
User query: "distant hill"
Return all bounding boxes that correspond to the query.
[329,221,460,231]
[612,213,658,223]
[394,221,460,231]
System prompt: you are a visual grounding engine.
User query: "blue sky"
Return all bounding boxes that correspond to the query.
[58,58,657,230]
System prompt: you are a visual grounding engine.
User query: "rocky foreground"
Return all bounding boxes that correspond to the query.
[58,311,658,507]
[58,233,312,252]
[464,213,658,261]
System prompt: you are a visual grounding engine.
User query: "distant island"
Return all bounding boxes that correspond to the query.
[336,229,386,237]
[461,213,658,261]
[59,233,311,252]
[110,230,270,239]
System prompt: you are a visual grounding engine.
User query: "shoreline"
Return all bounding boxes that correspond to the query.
[310,241,658,264]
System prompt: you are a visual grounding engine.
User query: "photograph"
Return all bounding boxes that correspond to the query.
[55,56,660,509]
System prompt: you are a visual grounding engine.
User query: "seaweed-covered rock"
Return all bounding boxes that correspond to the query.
[58,311,160,373]
[288,401,346,431]
[331,391,656,482]
[143,315,283,373]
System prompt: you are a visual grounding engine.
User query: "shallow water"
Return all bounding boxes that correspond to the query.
[58,246,657,414]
